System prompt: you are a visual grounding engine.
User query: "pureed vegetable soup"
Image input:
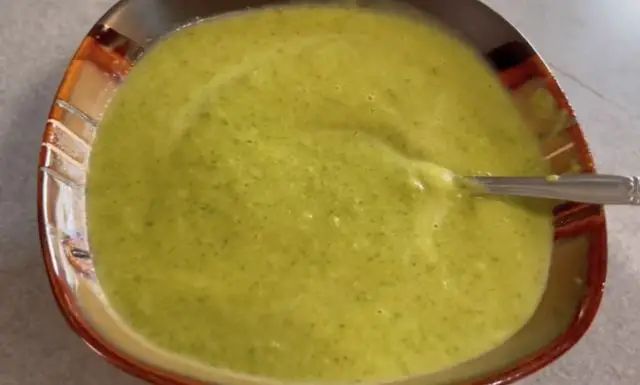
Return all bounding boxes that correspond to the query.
[88,6,553,383]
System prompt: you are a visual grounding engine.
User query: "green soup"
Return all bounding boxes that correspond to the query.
[88,6,553,382]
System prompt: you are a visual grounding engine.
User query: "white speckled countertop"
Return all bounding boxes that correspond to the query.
[0,1,638,384]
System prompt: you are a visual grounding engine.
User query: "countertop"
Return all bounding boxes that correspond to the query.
[0,1,638,384]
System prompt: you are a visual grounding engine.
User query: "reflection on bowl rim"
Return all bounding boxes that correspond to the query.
[37,1,607,384]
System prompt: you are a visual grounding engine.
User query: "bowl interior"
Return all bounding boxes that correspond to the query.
[38,1,607,384]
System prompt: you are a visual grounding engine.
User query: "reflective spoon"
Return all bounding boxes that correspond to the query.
[469,174,640,205]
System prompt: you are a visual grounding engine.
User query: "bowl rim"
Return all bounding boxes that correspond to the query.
[37,1,608,384]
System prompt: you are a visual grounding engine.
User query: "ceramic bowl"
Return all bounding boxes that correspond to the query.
[37,1,607,384]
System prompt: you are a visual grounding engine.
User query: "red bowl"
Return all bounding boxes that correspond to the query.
[37,1,606,384]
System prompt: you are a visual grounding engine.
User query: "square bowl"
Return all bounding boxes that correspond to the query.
[38,1,607,384]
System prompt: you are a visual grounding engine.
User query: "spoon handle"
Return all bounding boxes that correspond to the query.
[470,174,640,205]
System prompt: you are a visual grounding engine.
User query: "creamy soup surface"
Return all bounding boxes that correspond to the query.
[88,6,553,382]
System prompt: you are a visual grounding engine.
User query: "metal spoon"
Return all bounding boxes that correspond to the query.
[469,174,640,205]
